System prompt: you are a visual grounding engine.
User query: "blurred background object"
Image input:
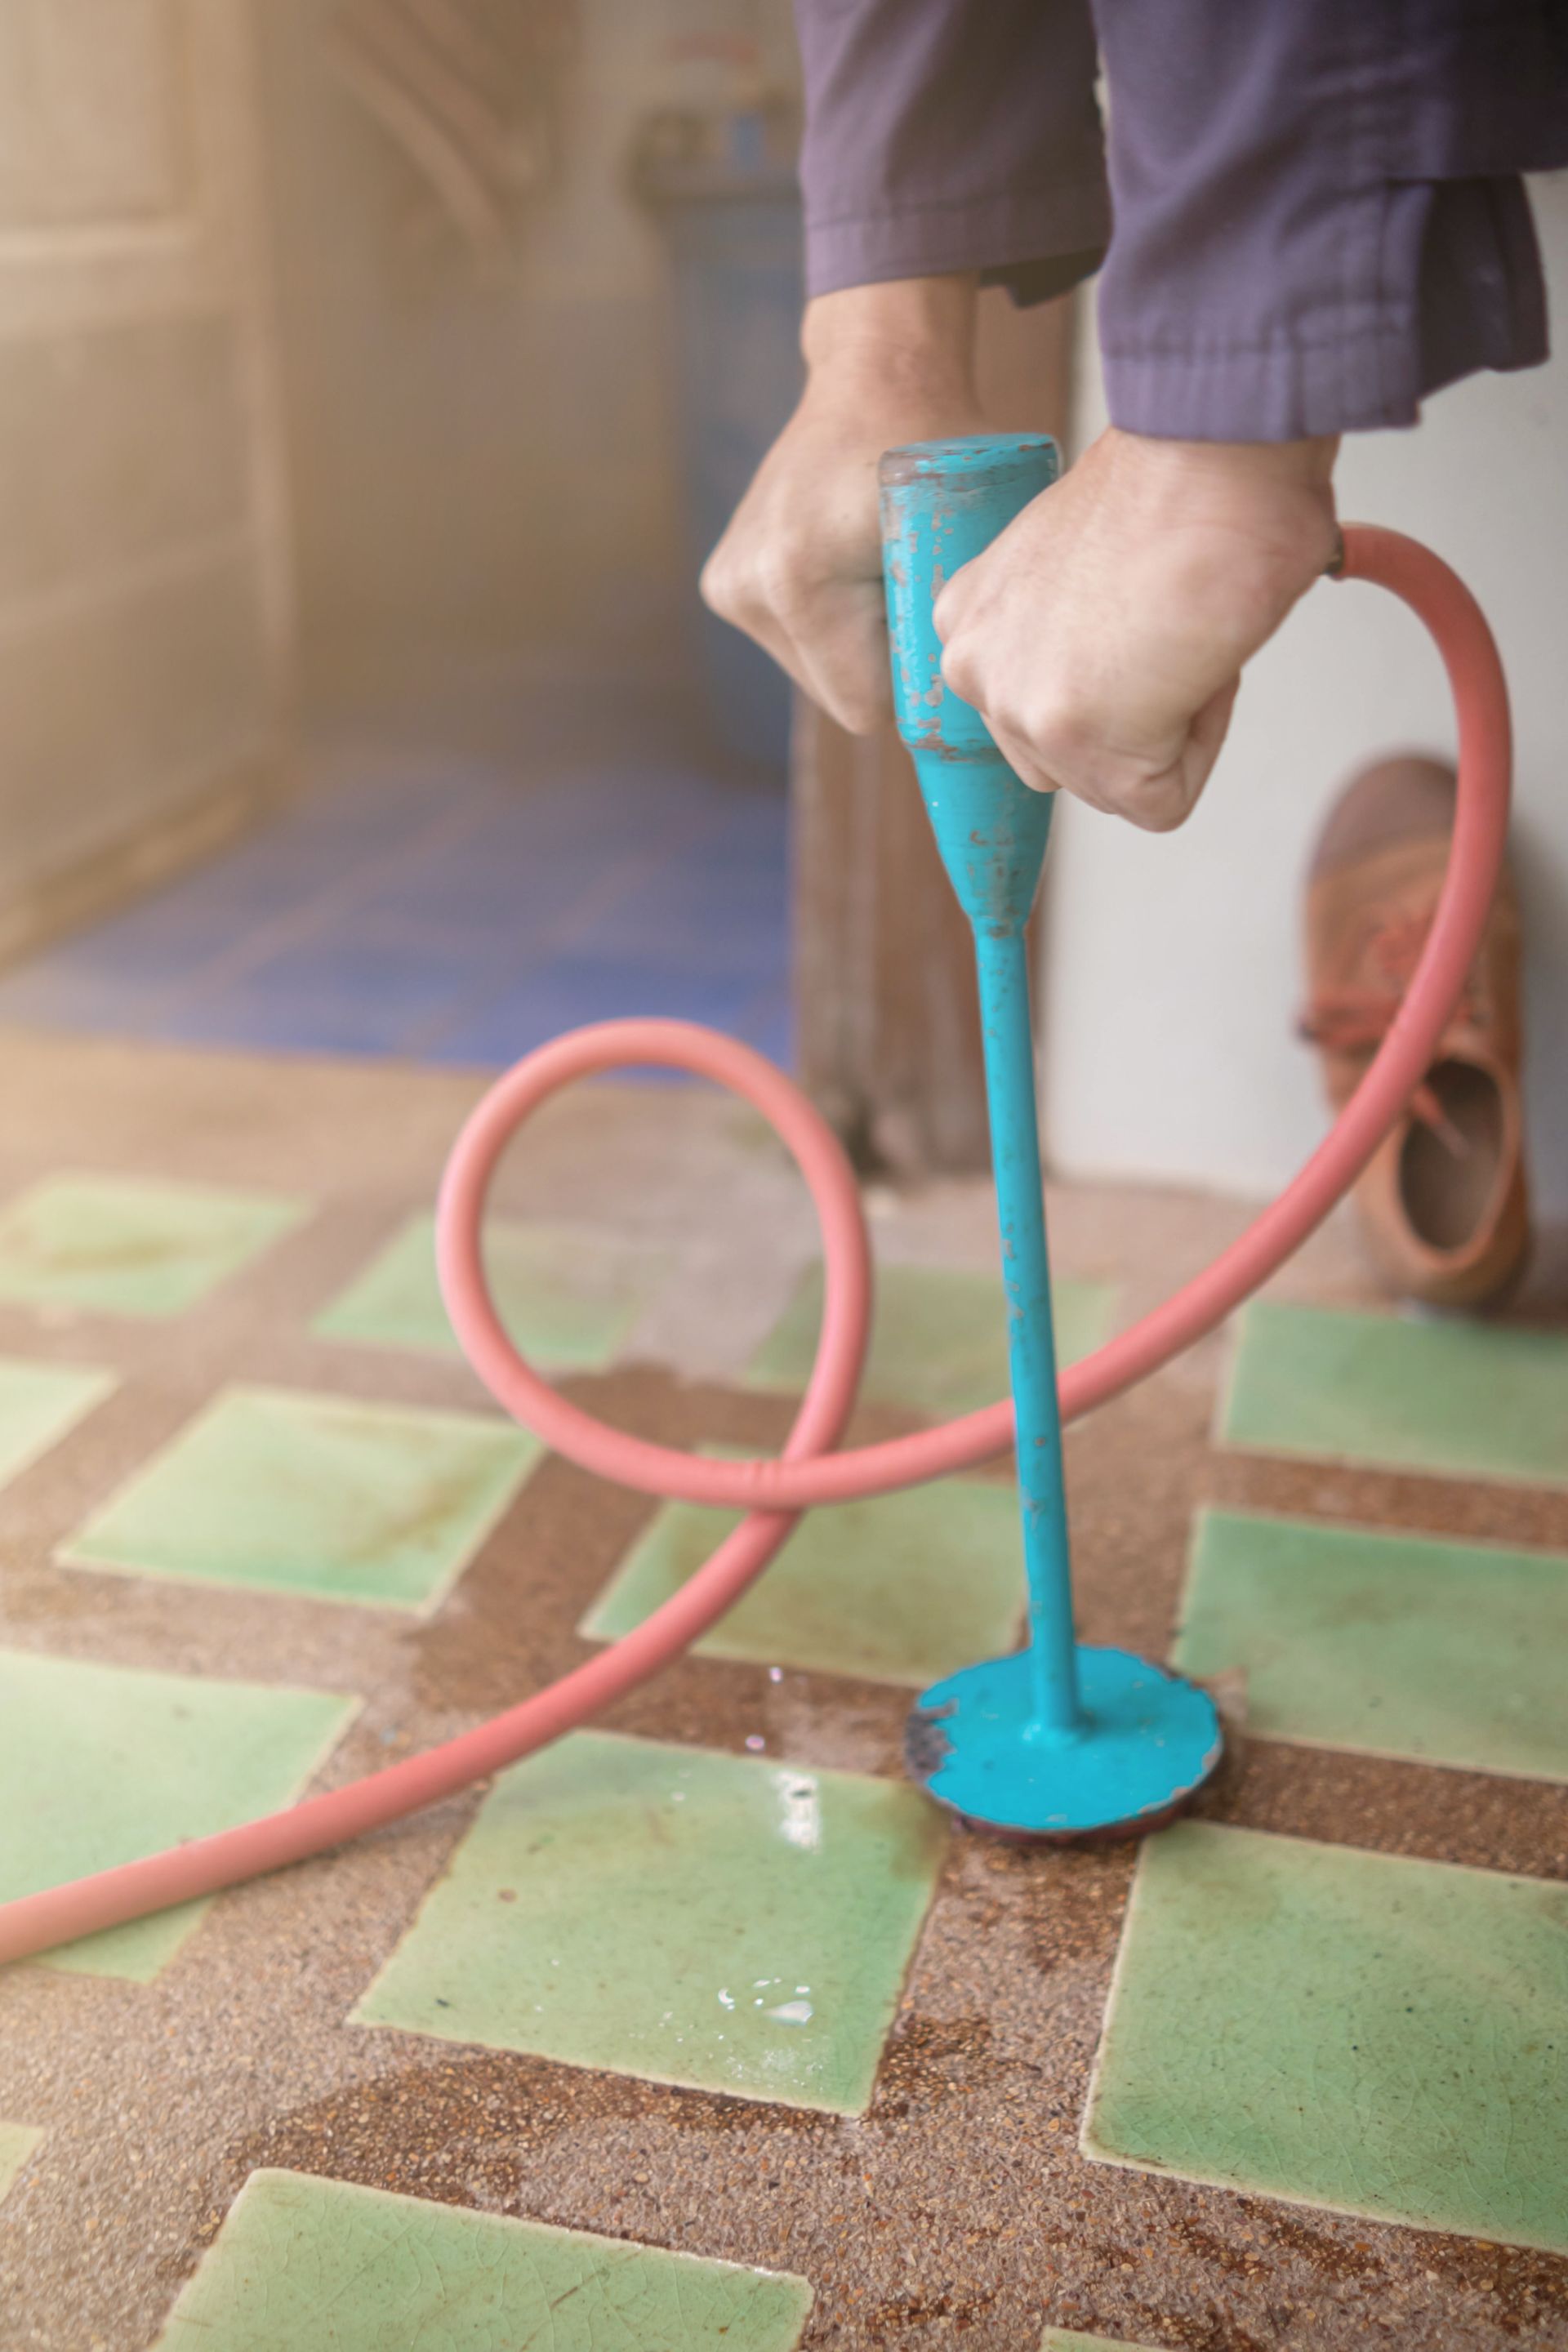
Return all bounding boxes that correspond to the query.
[0,0,812,1085]
[0,2,1561,1217]
[327,0,575,264]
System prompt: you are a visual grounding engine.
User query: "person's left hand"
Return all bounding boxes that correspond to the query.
[933,425,1340,832]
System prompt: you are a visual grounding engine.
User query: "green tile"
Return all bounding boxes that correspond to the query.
[1041,2333,1155,2351]
[746,1262,1116,1421]
[354,1730,947,2114]
[582,1450,1023,1686]
[1221,1299,1568,1488]
[315,1211,666,1369]
[0,1355,115,1486]
[1085,1820,1568,2251]
[154,2169,813,2352]
[0,1173,305,1319]
[0,2122,42,2202]
[1175,1508,1568,1783]
[0,1646,356,1980]
[64,1385,541,1613]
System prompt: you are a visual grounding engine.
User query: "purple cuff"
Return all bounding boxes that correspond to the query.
[804,174,1110,303]
[1101,180,1549,441]
[796,0,1109,305]
[1089,2,1560,439]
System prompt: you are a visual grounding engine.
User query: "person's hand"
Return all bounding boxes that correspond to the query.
[934,426,1341,831]
[701,276,986,733]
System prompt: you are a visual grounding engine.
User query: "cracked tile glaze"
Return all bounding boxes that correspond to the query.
[1222,1300,1568,1488]
[353,1731,947,2114]
[747,1259,1113,1422]
[315,1209,667,1369]
[581,1444,1026,1687]
[153,2169,813,2350]
[1085,1820,1568,2252]
[63,1383,541,1610]
[0,1646,356,1979]
[0,1171,305,1317]
[1177,1508,1568,1781]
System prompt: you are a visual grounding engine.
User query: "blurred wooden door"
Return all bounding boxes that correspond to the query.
[0,0,292,958]
[792,289,1076,1174]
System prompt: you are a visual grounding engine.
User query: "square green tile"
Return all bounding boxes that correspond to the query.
[0,2122,42,2203]
[354,1730,947,2114]
[0,1355,115,1486]
[1085,1820,1568,2252]
[746,1262,1116,1421]
[315,1211,666,1369]
[63,1384,541,1613]
[582,1450,1024,1686]
[1221,1299,1568,1488]
[0,1173,306,1319]
[1175,1508,1568,1782]
[153,2169,813,2352]
[0,1646,356,1980]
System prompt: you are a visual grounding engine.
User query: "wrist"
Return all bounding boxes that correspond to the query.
[802,275,979,405]
[1107,425,1339,495]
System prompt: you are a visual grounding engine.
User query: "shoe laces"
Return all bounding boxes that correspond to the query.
[1299,911,1479,1155]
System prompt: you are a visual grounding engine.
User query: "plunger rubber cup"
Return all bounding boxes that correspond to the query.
[880,433,1223,1839]
[907,1648,1224,1841]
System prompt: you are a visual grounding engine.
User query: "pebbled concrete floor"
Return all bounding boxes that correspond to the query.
[0,1030,1562,2350]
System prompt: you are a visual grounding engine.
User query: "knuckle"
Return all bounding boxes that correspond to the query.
[757,541,813,621]
[938,635,981,702]
[1018,693,1085,770]
[1124,792,1189,835]
[698,547,742,621]
[838,679,891,736]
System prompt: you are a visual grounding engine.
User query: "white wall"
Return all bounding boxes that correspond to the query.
[1041,172,1568,1222]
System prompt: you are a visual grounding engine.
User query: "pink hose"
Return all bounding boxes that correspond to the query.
[0,525,1511,1965]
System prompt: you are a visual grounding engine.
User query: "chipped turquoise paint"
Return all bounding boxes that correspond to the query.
[0,1647,356,1979]
[63,1384,541,1612]
[353,1731,947,2114]
[581,1448,1026,1686]
[746,1263,1115,1423]
[1176,1508,1568,1781]
[153,2170,813,2352]
[1221,1300,1568,1487]
[1084,1820,1568,2251]
[866,447,1073,1710]
[879,434,1220,1831]
[0,1173,305,1318]
[315,1210,666,1369]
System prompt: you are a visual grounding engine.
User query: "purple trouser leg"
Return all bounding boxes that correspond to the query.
[795,0,1568,439]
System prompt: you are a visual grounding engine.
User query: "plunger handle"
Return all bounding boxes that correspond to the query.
[878,434,1082,1740]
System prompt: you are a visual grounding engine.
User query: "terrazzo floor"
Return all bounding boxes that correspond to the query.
[0,1028,1562,2350]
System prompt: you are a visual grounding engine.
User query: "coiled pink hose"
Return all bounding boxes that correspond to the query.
[0,525,1511,1965]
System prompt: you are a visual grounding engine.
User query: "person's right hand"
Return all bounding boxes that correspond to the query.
[700,276,984,736]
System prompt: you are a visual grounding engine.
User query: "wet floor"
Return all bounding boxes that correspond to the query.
[0,1031,1561,2350]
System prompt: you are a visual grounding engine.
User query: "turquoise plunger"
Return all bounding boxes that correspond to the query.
[881,434,1223,1838]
